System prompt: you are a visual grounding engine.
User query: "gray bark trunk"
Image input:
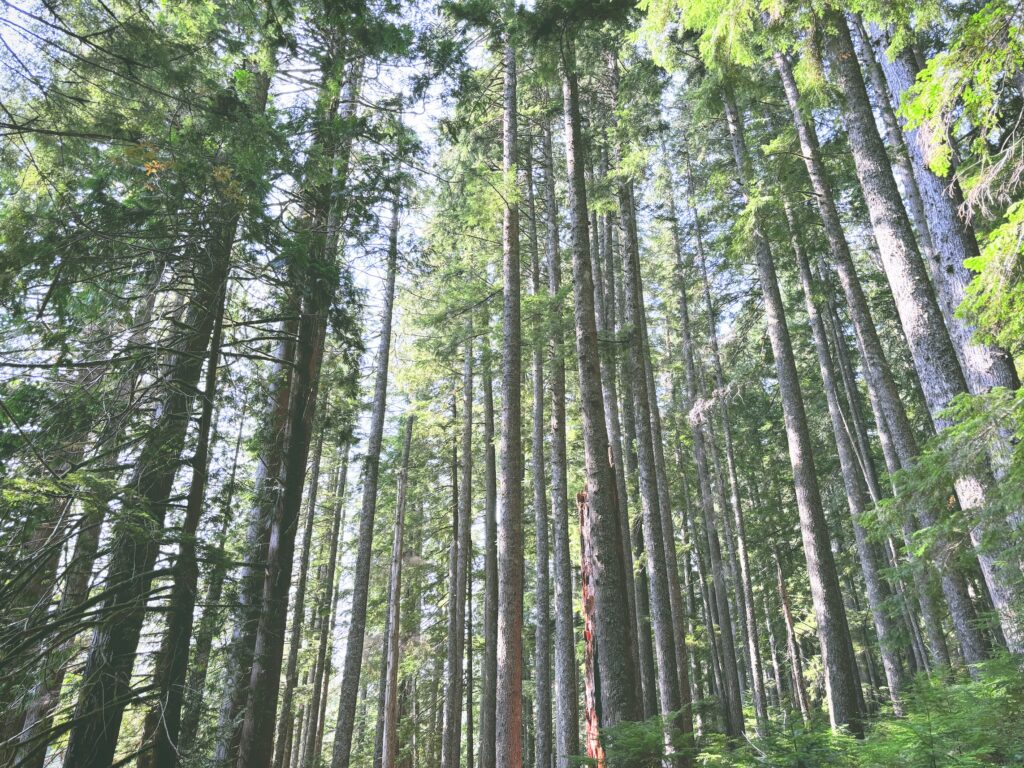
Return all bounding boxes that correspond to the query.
[722,83,864,735]
[381,416,414,768]
[560,40,641,728]
[329,194,400,768]
[539,119,581,768]
[823,14,1021,653]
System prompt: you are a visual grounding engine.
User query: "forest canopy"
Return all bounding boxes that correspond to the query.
[1,0,1023,767]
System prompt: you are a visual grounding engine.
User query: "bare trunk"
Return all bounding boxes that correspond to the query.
[823,13,1021,653]
[330,195,400,768]
[496,36,524,768]
[381,417,414,768]
[300,445,351,768]
[273,429,326,768]
[560,39,641,728]
[539,119,581,768]
[784,200,906,711]
[722,83,863,735]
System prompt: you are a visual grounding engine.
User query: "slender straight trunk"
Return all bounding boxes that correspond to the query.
[479,326,498,768]
[217,64,359,767]
[822,12,1021,651]
[11,279,167,768]
[761,591,786,709]
[592,143,644,714]
[773,48,982,666]
[496,36,525,768]
[673,207,745,740]
[525,147,553,768]
[676,149,764,735]
[606,57,686,763]
[539,120,581,768]
[216,305,298,767]
[784,200,906,711]
[301,445,351,768]
[330,194,401,768]
[867,23,1020,396]
[466,573,474,768]
[273,428,326,768]
[62,121,248,765]
[381,416,414,768]
[561,39,641,728]
[721,82,863,735]
[613,240,659,721]
[442,337,472,768]
[776,556,811,723]
[236,79,349,764]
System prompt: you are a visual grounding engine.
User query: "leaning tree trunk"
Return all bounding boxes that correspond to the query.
[784,199,907,711]
[62,142,246,768]
[822,13,1022,653]
[867,22,1020,396]
[539,118,581,768]
[138,271,230,768]
[721,81,864,735]
[330,194,401,768]
[772,47,985,666]
[560,37,641,729]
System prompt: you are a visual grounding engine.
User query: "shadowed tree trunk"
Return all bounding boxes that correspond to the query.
[561,37,641,730]
[784,199,907,711]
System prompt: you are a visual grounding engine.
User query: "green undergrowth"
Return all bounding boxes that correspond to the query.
[590,655,1024,767]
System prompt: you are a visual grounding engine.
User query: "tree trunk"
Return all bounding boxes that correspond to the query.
[62,142,244,767]
[614,154,686,768]
[721,82,864,735]
[561,38,641,729]
[330,194,400,768]
[676,148,761,737]
[495,35,524,768]
[773,47,984,667]
[301,445,351,768]
[479,324,499,768]
[525,146,553,768]
[273,427,326,768]
[867,22,1020,396]
[784,199,907,711]
[776,555,811,723]
[672,198,745,740]
[381,416,414,768]
[822,12,1021,652]
[442,339,471,768]
[539,119,581,768]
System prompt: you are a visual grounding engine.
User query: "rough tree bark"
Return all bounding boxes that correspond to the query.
[722,82,863,735]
